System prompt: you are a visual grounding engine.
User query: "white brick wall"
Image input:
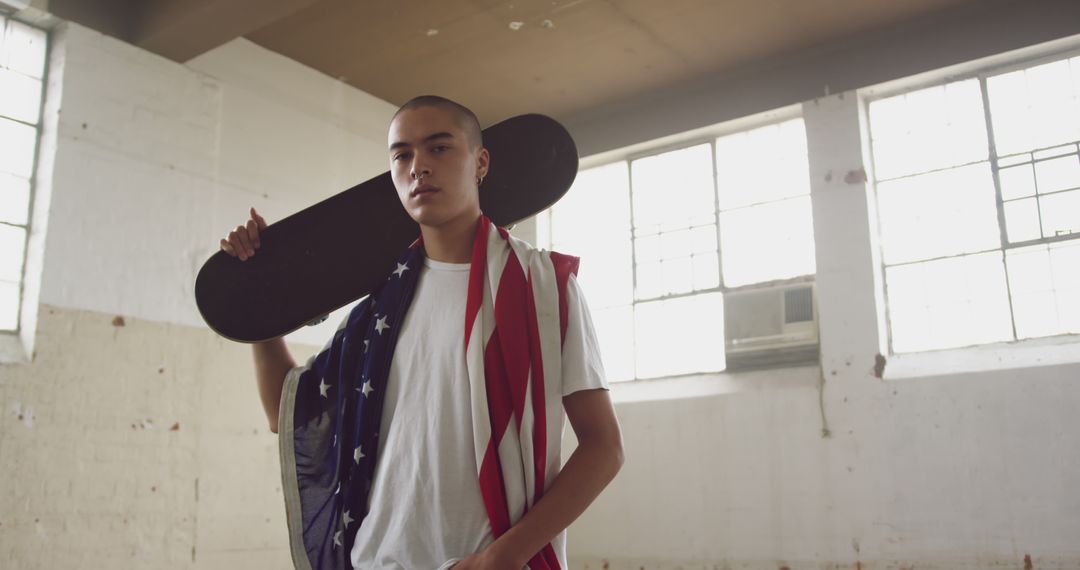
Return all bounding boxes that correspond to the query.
[37,22,397,346]
[0,304,304,569]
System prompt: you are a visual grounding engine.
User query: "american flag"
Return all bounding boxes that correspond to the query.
[279,216,578,570]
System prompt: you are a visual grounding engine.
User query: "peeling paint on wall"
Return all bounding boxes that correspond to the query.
[872,353,887,378]
[844,168,867,184]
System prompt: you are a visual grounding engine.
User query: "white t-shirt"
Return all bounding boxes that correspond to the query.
[350,257,607,569]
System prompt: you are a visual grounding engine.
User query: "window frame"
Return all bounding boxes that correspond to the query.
[862,44,1080,356]
[0,14,51,360]
[545,106,818,381]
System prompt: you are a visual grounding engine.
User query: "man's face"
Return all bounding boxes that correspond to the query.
[388,106,489,229]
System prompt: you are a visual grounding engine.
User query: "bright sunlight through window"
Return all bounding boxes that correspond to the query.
[0,16,47,333]
[869,54,1080,353]
[549,118,815,380]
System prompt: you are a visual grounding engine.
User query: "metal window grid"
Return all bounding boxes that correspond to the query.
[865,48,1080,353]
[0,15,50,334]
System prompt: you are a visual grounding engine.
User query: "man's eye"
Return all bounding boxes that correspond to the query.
[393,153,410,161]
[433,145,449,152]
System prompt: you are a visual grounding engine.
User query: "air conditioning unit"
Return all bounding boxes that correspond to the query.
[723,282,819,370]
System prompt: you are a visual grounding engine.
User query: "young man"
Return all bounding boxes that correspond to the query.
[220,96,623,570]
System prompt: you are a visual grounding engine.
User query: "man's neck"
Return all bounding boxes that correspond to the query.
[420,212,481,264]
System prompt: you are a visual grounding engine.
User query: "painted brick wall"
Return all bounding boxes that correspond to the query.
[0,21,396,569]
[1,305,299,568]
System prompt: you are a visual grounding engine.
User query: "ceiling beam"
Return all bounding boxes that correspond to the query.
[129,0,321,62]
[45,0,139,39]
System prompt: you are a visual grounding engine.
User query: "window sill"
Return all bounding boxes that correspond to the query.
[608,363,820,404]
[884,334,1080,380]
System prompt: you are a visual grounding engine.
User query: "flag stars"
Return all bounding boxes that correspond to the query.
[319,378,331,398]
[363,340,370,353]
[374,316,390,335]
[392,262,410,277]
[354,445,366,464]
[343,510,355,527]
[361,380,374,398]
[333,530,343,548]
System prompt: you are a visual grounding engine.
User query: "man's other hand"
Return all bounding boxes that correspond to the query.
[220,207,268,261]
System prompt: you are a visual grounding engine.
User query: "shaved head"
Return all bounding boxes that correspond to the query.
[392,95,483,150]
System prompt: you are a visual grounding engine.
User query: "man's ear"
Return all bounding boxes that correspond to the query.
[476,147,491,179]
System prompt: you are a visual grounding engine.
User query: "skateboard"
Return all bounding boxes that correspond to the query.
[194,114,578,343]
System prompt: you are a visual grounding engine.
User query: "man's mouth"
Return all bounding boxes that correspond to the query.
[411,184,440,197]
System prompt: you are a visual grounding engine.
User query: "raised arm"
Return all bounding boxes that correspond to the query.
[220,207,296,433]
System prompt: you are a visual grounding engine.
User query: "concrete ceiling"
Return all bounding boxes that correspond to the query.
[45,0,989,125]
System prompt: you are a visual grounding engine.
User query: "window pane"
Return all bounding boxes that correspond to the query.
[1039,190,1080,239]
[1034,155,1080,194]
[886,252,1013,353]
[0,222,26,282]
[869,80,987,180]
[2,20,48,79]
[635,233,659,263]
[876,163,999,264]
[660,228,693,259]
[551,162,634,308]
[0,171,30,225]
[719,195,815,287]
[689,225,717,254]
[635,261,662,300]
[715,118,810,209]
[0,279,19,331]
[1006,240,1080,339]
[998,163,1036,200]
[0,67,42,124]
[988,59,1080,156]
[631,144,715,232]
[692,254,720,290]
[661,257,694,296]
[634,292,725,378]
[0,117,36,178]
[593,305,635,382]
[1003,197,1041,243]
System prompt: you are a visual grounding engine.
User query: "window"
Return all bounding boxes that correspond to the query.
[547,118,816,381]
[0,15,47,333]
[868,53,1080,354]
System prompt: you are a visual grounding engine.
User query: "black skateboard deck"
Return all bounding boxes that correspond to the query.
[194,114,578,343]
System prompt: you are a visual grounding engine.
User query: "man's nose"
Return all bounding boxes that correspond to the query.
[410,157,432,180]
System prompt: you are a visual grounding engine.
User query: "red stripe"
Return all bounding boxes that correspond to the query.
[494,251,531,427]
[478,441,510,536]
[525,270,547,505]
[548,252,580,346]
[471,226,568,568]
[528,543,561,570]
[464,217,491,350]
[482,331,514,535]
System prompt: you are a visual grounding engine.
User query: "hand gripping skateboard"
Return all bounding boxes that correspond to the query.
[194,114,578,343]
